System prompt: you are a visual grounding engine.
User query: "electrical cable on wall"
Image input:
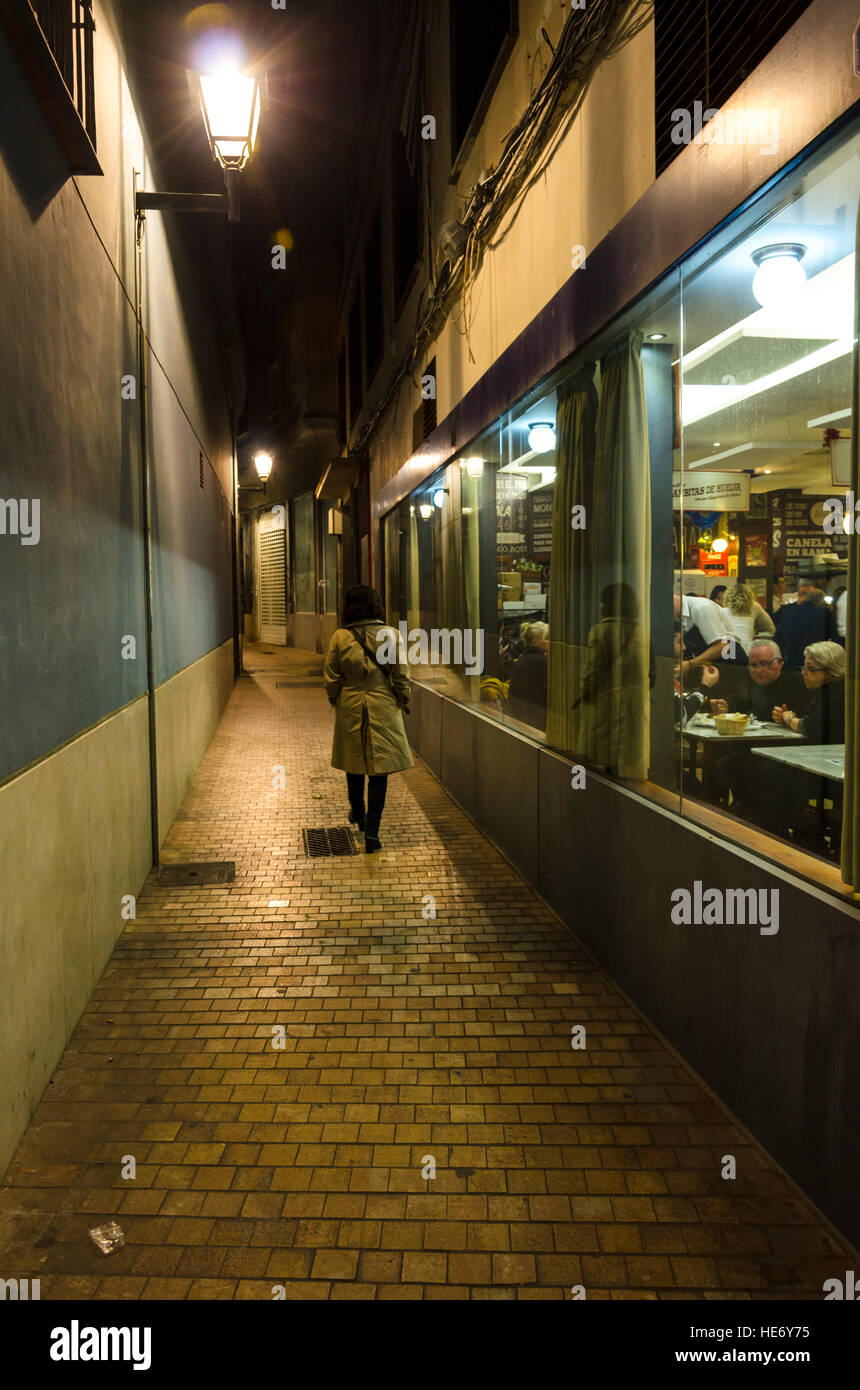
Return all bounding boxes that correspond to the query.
[354,0,653,459]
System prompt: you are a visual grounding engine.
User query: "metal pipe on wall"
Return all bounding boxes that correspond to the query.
[134,171,160,868]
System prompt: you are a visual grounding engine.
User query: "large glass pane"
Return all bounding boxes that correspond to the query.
[293,493,315,613]
[678,132,859,864]
[320,501,339,613]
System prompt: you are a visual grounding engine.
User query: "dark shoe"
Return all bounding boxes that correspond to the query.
[349,809,366,832]
[365,835,382,854]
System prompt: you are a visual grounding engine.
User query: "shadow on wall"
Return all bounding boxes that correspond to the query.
[0,29,70,220]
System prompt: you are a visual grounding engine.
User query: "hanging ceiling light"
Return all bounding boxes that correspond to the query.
[750,243,807,309]
[527,422,556,453]
[460,457,484,478]
[418,502,434,520]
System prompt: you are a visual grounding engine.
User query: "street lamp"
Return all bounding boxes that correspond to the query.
[254,452,273,486]
[135,65,265,224]
[195,70,262,170]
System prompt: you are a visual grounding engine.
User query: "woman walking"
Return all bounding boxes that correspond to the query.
[323,585,413,853]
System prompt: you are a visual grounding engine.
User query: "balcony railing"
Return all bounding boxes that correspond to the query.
[0,0,100,174]
[33,0,96,149]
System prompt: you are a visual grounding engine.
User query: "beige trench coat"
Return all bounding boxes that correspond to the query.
[323,622,414,775]
[576,616,649,781]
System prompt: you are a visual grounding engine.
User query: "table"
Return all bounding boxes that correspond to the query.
[680,719,804,806]
[681,718,805,746]
[753,744,845,780]
[752,744,844,857]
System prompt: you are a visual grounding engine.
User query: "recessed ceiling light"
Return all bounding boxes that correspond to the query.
[713,442,720,447]
[763,468,773,475]
[648,332,666,341]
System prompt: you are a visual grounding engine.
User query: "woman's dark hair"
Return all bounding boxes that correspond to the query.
[342,584,384,624]
[600,582,639,620]
[709,584,727,603]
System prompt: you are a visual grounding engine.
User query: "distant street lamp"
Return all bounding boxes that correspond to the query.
[253,453,273,491]
[135,64,265,225]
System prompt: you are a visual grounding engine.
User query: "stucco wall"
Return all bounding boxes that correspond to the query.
[367,2,654,501]
[0,696,152,1179]
[0,1,236,1175]
[155,639,236,840]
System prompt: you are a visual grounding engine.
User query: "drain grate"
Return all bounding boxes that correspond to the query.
[275,680,321,688]
[306,666,324,676]
[302,826,358,858]
[158,861,235,886]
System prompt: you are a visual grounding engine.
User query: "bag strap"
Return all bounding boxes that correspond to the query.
[348,625,394,686]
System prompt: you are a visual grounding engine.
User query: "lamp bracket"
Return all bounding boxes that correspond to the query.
[135,191,229,215]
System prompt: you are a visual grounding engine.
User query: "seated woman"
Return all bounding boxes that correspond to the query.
[772,640,845,742]
[507,621,548,729]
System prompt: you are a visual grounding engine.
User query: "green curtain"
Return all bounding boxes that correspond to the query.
[546,364,598,751]
[841,203,860,891]
[407,505,420,632]
[438,460,460,638]
[461,467,482,700]
[579,329,652,781]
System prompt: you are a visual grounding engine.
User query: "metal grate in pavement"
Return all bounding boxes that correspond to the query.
[306,666,324,675]
[275,680,321,688]
[302,826,358,858]
[158,861,236,886]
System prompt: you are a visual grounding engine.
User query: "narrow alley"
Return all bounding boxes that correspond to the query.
[0,647,850,1301]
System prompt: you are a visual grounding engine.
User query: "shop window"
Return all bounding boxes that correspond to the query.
[320,502,340,614]
[292,494,316,614]
[675,128,857,866]
[384,119,859,882]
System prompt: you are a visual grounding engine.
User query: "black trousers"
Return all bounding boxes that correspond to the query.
[346,773,388,837]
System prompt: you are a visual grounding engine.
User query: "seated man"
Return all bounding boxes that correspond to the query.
[705,638,807,831]
[709,637,806,721]
[673,620,719,720]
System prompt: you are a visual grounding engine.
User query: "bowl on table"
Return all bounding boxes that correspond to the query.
[713,712,749,737]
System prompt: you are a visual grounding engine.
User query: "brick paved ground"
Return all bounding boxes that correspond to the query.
[0,644,853,1300]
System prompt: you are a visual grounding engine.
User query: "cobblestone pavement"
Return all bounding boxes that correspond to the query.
[0,645,853,1300]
